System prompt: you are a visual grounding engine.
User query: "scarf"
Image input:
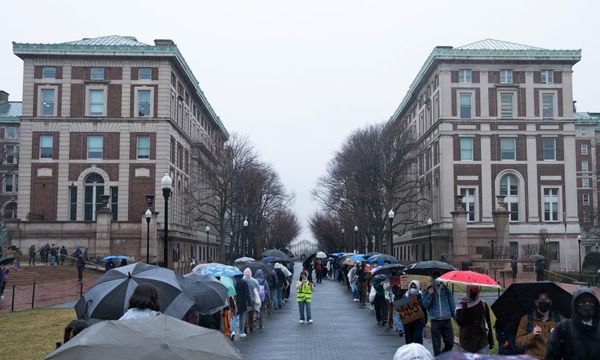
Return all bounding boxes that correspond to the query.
[456,285,481,311]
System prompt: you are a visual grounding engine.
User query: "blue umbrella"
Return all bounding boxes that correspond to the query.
[367,254,399,265]
[330,252,345,257]
[349,254,367,262]
[195,263,242,277]
[102,255,129,262]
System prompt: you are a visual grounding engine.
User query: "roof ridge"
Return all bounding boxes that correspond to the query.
[457,38,545,50]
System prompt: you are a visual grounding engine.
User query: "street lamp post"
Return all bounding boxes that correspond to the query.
[205,225,210,262]
[427,218,433,260]
[489,239,496,259]
[341,228,345,252]
[353,226,358,254]
[243,218,249,256]
[388,209,395,255]
[161,173,172,268]
[577,234,582,273]
[145,209,152,263]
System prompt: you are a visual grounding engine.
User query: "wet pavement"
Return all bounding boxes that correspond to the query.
[236,263,433,359]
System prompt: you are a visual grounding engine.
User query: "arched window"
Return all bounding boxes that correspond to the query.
[3,202,17,219]
[84,173,104,221]
[500,174,519,221]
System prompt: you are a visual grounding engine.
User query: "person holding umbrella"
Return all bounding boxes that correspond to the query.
[455,285,494,354]
[234,273,252,338]
[516,292,561,359]
[76,254,85,282]
[545,288,600,359]
[356,262,369,306]
[119,283,161,320]
[422,271,456,356]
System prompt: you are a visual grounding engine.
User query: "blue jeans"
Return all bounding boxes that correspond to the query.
[238,311,247,334]
[351,283,359,299]
[231,314,238,333]
[274,287,283,309]
[393,311,405,333]
[298,301,311,321]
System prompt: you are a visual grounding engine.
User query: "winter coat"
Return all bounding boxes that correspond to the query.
[119,308,161,320]
[456,300,494,353]
[254,269,270,304]
[545,288,600,360]
[516,309,561,359]
[421,283,455,321]
[234,276,252,312]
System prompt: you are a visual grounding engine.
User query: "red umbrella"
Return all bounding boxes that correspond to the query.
[437,270,500,288]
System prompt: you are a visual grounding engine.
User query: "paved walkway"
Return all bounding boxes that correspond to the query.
[236,263,432,359]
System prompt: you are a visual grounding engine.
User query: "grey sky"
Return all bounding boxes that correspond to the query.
[1,1,599,243]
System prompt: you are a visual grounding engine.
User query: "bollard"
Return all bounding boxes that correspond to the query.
[11,284,16,312]
[31,281,36,309]
[80,281,83,297]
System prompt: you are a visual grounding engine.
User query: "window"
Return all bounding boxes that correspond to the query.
[3,202,17,219]
[509,241,519,259]
[4,174,14,192]
[41,88,55,116]
[500,69,513,84]
[69,185,77,221]
[459,93,472,119]
[547,242,560,261]
[460,137,473,161]
[42,67,56,79]
[84,173,104,221]
[541,70,554,84]
[138,68,152,80]
[583,193,591,205]
[542,93,554,118]
[583,211,591,223]
[5,144,16,164]
[581,144,589,155]
[5,126,18,139]
[543,188,559,221]
[88,89,105,116]
[461,188,476,222]
[500,93,514,118]
[500,138,516,160]
[543,137,556,160]
[90,67,104,80]
[87,135,103,159]
[111,186,118,221]
[500,174,519,221]
[137,89,151,117]
[137,135,150,159]
[582,178,590,188]
[459,69,472,83]
[39,135,53,159]
[582,160,589,172]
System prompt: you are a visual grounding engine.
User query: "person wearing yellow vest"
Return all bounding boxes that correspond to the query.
[297,271,314,324]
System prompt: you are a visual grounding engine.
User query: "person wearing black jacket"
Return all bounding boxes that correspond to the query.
[76,255,85,282]
[234,274,252,338]
[545,288,600,359]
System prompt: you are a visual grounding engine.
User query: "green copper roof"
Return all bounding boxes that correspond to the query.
[63,35,149,47]
[0,101,22,122]
[456,39,544,51]
[575,112,600,130]
[391,40,581,121]
[13,36,228,138]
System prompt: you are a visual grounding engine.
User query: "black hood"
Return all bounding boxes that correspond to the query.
[571,288,600,329]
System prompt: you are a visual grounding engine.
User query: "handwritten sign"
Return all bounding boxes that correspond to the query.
[400,275,431,289]
[394,295,424,324]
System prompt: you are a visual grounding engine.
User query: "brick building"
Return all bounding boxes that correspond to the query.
[390,39,583,271]
[0,91,20,224]
[8,35,228,264]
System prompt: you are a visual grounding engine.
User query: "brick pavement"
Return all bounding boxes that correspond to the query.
[236,263,433,359]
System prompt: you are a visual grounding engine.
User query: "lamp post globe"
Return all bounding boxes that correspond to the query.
[145,209,152,264]
[161,173,172,268]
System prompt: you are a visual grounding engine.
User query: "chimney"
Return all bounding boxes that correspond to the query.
[0,90,8,104]
[154,39,175,46]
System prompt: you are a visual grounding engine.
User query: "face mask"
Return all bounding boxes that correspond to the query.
[537,301,551,313]
[577,304,595,320]
[409,288,418,294]
[468,291,478,300]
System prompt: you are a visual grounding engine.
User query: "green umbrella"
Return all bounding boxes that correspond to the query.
[219,276,236,297]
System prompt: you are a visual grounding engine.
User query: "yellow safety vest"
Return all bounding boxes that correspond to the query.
[296,281,312,303]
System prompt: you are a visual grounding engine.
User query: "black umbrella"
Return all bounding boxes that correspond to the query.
[262,249,291,261]
[247,262,275,287]
[405,260,456,276]
[367,254,399,265]
[182,273,228,315]
[74,262,189,321]
[364,252,381,259]
[0,255,15,266]
[302,252,318,268]
[492,281,573,347]
[372,263,406,276]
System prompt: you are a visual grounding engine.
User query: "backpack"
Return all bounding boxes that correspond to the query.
[259,284,266,302]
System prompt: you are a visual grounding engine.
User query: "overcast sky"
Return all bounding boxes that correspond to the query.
[1,1,599,243]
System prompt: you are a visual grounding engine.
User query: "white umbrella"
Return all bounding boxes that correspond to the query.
[316,251,327,259]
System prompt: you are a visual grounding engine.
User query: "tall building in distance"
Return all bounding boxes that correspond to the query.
[391,39,583,271]
[9,35,228,264]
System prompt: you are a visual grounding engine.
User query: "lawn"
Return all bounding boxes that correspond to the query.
[0,308,76,360]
